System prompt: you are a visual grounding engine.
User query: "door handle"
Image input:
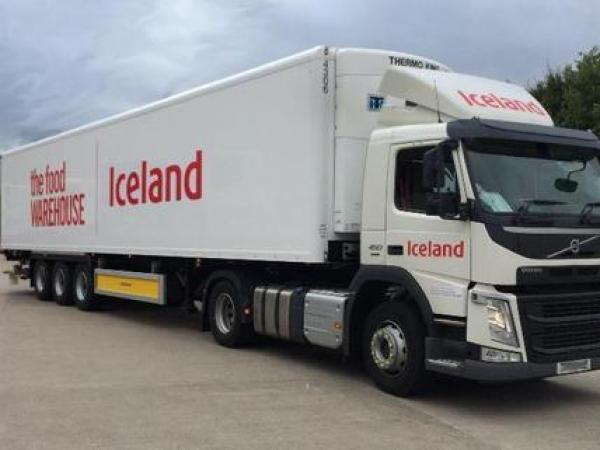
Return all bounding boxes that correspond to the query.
[387,245,404,256]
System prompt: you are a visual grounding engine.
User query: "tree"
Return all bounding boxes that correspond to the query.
[530,47,600,136]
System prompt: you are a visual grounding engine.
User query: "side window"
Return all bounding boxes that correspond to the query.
[436,160,458,195]
[394,147,457,212]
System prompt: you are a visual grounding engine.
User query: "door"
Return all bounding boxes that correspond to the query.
[385,142,470,317]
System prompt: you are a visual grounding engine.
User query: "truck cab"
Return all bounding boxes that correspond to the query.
[355,67,600,394]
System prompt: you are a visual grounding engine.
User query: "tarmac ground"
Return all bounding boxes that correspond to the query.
[2,259,600,449]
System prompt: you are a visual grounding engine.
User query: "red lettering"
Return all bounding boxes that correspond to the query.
[79,193,85,225]
[481,94,499,108]
[165,164,182,201]
[110,167,115,206]
[457,91,548,116]
[110,150,204,207]
[490,94,506,109]
[526,101,546,116]
[405,240,466,258]
[454,241,464,258]
[115,173,126,206]
[514,100,528,112]
[45,166,50,194]
[28,161,86,228]
[141,161,147,204]
[31,200,37,226]
[148,168,163,203]
[457,90,473,106]
[73,194,80,224]
[126,172,140,205]
[502,98,518,110]
[184,150,202,200]
[469,93,486,107]
[59,161,66,192]
[64,196,72,226]
[42,198,48,226]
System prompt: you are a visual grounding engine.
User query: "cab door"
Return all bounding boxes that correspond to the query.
[385,141,470,317]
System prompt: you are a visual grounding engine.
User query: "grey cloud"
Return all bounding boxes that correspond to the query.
[0,0,598,150]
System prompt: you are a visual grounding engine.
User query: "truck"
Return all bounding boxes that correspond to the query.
[3,46,600,396]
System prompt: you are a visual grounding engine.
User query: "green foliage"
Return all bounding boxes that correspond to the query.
[530,47,600,136]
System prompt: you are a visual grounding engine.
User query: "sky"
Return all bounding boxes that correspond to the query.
[0,0,598,150]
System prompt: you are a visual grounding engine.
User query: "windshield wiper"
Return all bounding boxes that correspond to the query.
[579,202,600,225]
[514,199,566,225]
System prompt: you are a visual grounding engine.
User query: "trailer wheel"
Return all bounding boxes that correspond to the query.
[363,300,426,397]
[33,260,52,301]
[208,280,253,347]
[52,262,74,306]
[72,265,102,311]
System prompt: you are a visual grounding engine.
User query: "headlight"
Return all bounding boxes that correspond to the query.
[485,297,518,347]
[472,293,518,347]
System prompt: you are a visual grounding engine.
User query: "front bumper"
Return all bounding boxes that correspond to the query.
[425,337,600,381]
[426,357,600,381]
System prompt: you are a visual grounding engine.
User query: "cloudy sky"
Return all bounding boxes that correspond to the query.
[0,0,598,150]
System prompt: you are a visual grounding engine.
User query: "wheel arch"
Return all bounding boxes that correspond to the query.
[197,268,257,331]
[345,265,434,358]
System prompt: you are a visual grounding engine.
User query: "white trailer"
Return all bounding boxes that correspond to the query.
[4,46,600,396]
[2,47,449,261]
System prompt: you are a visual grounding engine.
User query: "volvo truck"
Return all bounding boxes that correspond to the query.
[3,47,600,396]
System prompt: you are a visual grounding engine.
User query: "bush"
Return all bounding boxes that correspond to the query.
[530,47,600,136]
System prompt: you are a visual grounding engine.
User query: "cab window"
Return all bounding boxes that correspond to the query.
[394,147,458,212]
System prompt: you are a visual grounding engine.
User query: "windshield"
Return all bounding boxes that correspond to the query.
[465,139,600,224]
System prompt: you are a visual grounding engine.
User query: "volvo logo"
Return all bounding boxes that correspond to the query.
[569,239,581,255]
[546,235,600,259]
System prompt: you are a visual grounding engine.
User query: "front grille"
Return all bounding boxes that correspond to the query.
[541,297,600,318]
[518,291,600,363]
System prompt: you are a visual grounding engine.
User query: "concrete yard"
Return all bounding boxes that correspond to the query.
[2,261,600,450]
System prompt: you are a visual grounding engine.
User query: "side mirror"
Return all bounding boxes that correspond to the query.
[554,159,585,193]
[422,140,460,218]
[426,192,460,218]
[422,148,444,191]
[554,178,578,193]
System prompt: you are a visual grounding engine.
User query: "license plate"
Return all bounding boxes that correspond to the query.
[557,359,591,375]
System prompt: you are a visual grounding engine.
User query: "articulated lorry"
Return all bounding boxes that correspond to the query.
[3,47,600,396]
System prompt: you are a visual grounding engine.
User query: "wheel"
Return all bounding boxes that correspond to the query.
[208,279,253,347]
[363,300,426,397]
[52,262,73,306]
[72,264,102,311]
[33,260,52,301]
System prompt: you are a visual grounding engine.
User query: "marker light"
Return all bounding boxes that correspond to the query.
[481,347,522,363]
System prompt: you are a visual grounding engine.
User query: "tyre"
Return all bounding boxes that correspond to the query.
[33,260,52,301]
[52,262,73,306]
[72,264,102,311]
[363,300,426,397]
[208,279,253,347]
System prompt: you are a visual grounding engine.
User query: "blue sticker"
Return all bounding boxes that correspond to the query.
[368,95,385,111]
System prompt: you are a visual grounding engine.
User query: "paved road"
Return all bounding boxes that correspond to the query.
[2,263,600,449]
